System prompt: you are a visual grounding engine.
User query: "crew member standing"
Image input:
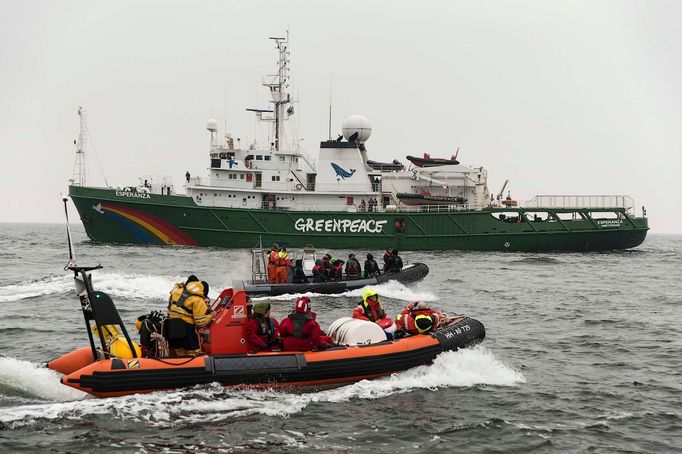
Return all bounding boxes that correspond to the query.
[386,249,403,273]
[383,248,393,272]
[167,279,212,356]
[275,248,292,284]
[267,244,280,284]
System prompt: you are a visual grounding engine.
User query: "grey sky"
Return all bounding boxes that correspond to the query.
[1,0,680,233]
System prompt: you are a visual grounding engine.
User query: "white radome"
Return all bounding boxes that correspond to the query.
[342,114,372,143]
[206,119,219,132]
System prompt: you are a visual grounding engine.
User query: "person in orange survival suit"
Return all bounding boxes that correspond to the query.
[352,287,396,340]
[275,248,292,284]
[267,244,280,284]
[394,301,441,338]
[279,296,334,351]
[245,301,281,353]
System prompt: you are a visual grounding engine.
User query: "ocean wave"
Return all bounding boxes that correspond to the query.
[254,280,438,302]
[0,346,523,427]
[0,272,224,303]
[0,275,73,303]
[0,357,86,402]
[510,257,561,265]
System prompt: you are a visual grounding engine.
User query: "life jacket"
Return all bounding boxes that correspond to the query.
[288,312,313,338]
[346,260,360,276]
[276,252,289,267]
[365,259,379,274]
[331,262,343,276]
[255,316,276,338]
[360,301,385,322]
[168,281,210,327]
[171,290,193,314]
[312,264,322,275]
[397,307,439,334]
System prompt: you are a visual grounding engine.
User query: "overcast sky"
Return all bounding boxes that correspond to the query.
[0,0,680,233]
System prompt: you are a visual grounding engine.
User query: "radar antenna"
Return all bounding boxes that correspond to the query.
[264,31,291,151]
[70,107,88,186]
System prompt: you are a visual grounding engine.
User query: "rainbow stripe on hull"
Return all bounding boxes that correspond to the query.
[99,203,197,246]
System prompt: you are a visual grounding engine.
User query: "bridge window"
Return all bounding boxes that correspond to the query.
[264,155,272,161]
[525,211,551,222]
[271,176,280,182]
[491,212,524,223]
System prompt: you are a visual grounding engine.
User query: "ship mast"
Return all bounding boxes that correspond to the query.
[265,32,291,151]
[70,107,88,186]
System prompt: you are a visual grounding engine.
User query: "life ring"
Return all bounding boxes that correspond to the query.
[295,183,303,191]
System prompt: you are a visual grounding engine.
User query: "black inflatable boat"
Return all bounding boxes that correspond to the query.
[235,262,429,296]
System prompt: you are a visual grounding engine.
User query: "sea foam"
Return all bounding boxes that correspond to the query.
[0,346,523,426]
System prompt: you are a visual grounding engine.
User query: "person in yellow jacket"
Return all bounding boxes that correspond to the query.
[167,277,212,356]
[275,248,292,284]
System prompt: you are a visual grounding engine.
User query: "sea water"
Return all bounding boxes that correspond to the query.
[0,223,680,452]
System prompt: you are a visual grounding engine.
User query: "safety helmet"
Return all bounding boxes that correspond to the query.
[186,280,204,296]
[295,296,311,314]
[253,301,271,316]
[363,288,379,305]
[201,281,210,297]
[414,314,434,333]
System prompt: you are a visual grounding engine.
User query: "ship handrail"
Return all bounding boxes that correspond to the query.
[523,195,635,214]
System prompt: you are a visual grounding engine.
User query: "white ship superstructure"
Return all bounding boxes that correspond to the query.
[179,34,490,213]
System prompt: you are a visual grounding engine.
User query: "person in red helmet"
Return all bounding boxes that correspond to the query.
[394,301,441,337]
[279,296,334,351]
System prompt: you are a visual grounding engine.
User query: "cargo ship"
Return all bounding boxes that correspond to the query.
[68,34,648,252]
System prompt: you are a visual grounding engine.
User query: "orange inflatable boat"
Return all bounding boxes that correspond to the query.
[50,265,485,398]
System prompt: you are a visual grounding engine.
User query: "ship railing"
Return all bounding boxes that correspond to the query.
[394,204,473,213]
[524,195,635,214]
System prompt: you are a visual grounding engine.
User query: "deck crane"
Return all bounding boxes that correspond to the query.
[496,180,509,201]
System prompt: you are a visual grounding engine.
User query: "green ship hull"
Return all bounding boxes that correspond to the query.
[69,186,648,252]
